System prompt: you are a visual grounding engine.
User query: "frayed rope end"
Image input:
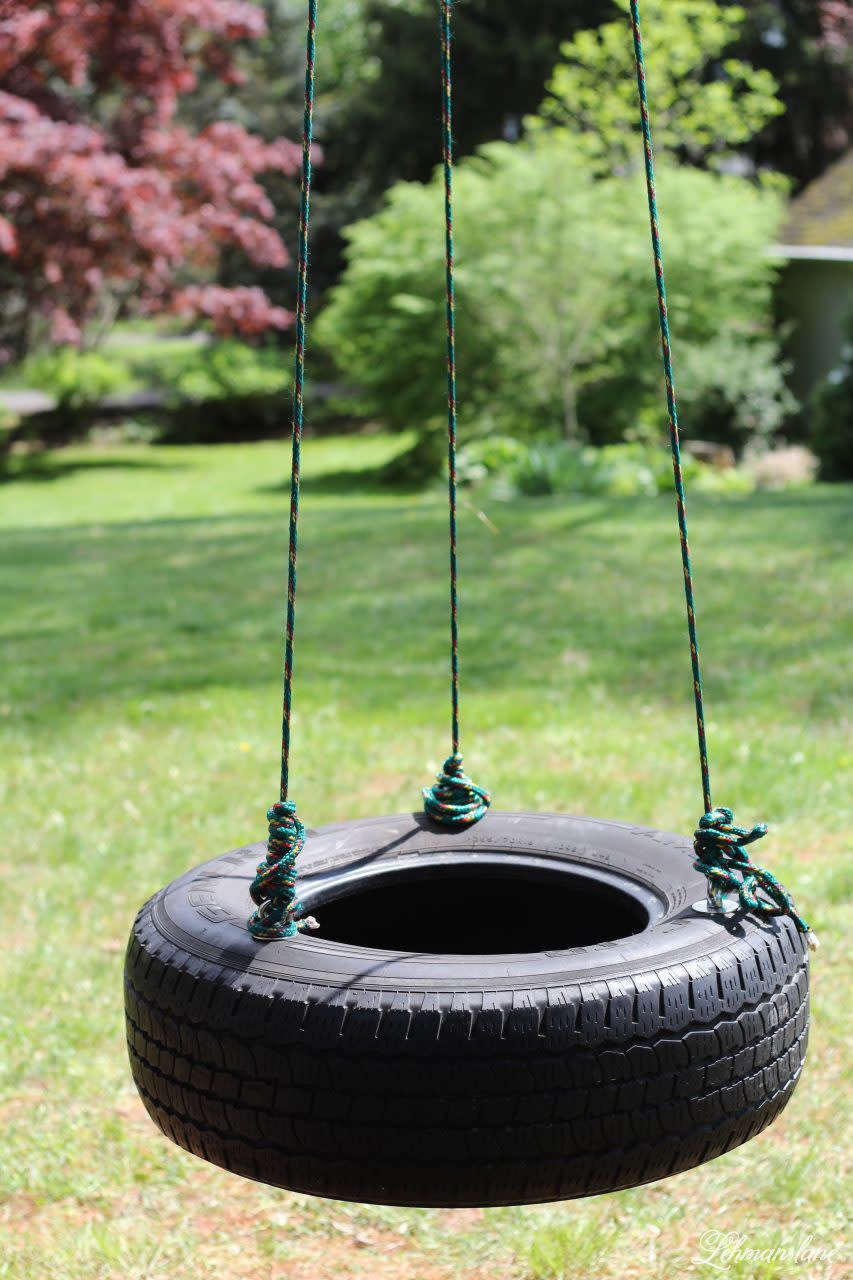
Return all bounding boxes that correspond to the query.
[693,806,816,951]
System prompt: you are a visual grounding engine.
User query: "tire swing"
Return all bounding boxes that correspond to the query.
[124,0,817,1208]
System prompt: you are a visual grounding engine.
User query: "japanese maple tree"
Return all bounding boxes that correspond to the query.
[0,0,301,351]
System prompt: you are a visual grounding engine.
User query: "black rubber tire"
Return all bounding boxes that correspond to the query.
[124,811,810,1207]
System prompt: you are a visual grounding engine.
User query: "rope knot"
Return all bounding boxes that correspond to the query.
[694,807,817,950]
[423,753,490,829]
[248,799,318,941]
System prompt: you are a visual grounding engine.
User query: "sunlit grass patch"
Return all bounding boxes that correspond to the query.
[0,439,850,1279]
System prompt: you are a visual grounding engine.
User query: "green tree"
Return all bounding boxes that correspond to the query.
[317,136,791,452]
[180,0,850,310]
[536,0,782,171]
[183,0,612,295]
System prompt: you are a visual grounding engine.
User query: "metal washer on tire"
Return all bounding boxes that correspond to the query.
[124,811,810,1207]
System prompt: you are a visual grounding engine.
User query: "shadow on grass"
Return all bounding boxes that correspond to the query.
[256,466,428,498]
[1,486,849,732]
[0,453,187,484]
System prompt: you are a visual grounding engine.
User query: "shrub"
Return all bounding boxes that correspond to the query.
[810,323,853,481]
[3,347,135,448]
[318,137,791,460]
[676,335,798,454]
[9,338,294,447]
[21,348,132,410]
[457,438,756,499]
[511,443,602,497]
[157,392,289,444]
[457,435,529,487]
[144,339,292,444]
[378,422,447,486]
[155,340,289,404]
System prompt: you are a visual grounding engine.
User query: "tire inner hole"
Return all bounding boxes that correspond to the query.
[311,864,650,954]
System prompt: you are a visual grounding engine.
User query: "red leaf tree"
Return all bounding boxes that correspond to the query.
[0,0,300,351]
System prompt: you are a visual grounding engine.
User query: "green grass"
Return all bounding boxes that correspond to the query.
[0,438,850,1280]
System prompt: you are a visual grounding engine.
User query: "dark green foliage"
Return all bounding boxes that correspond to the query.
[1,340,296,449]
[189,1,612,294]
[149,0,852,347]
[378,422,446,483]
[208,0,851,304]
[156,393,289,445]
[327,0,612,190]
[0,349,135,452]
[718,0,853,192]
[150,340,290,444]
[810,318,853,480]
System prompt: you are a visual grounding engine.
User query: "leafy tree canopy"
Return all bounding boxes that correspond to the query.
[318,135,790,451]
[0,0,300,353]
[535,0,783,171]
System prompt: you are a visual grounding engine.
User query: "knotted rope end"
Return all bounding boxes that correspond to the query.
[423,752,490,829]
[248,798,318,941]
[693,806,815,951]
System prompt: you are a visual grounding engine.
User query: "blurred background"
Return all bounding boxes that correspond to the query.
[0,0,851,484]
[0,4,850,1279]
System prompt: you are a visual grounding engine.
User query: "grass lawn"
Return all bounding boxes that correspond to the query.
[0,437,850,1279]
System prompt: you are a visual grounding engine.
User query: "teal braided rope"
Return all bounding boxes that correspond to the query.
[630,0,710,815]
[441,0,461,757]
[630,0,815,949]
[248,801,317,940]
[423,0,489,829]
[248,0,318,942]
[423,753,490,829]
[695,810,817,949]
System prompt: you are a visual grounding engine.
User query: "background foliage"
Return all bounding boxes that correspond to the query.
[810,307,853,480]
[536,0,783,171]
[0,0,299,355]
[318,138,791,452]
[119,0,853,305]
[1,0,851,473]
